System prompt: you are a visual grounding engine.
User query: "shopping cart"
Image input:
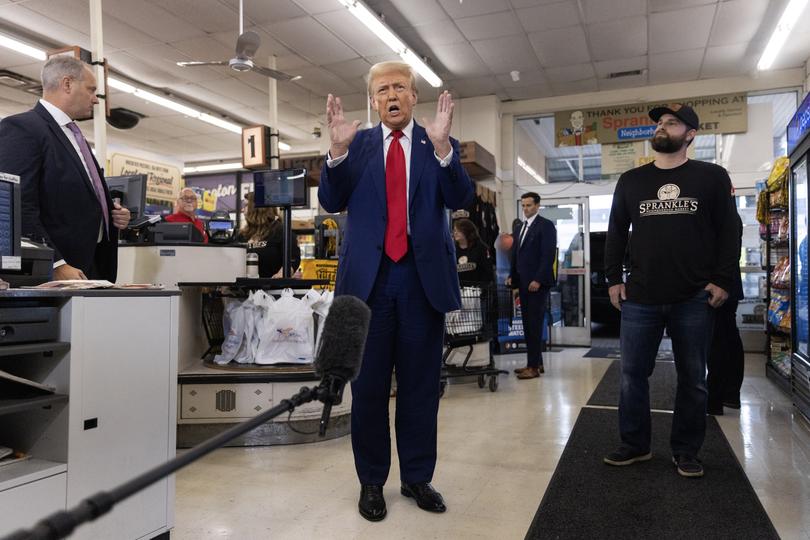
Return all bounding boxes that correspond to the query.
[441,282,509,394]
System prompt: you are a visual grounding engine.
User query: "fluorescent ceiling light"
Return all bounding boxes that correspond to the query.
[278,141,291,151]
[183,162,243,174]
[337,0,442,88]
[0,34,46,61]
[199,112,242,134]
[757,0,809,70]
[517,156,546,184]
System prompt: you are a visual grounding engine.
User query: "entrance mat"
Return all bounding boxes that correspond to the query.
[584,346,674,360]
[525,408,778,540]
[587,360,677,410]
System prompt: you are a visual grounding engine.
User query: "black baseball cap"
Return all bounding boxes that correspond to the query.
[648,103,699,130]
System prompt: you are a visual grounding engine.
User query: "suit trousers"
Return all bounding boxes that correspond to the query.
[519,287,548,368]
[350,249,445,486]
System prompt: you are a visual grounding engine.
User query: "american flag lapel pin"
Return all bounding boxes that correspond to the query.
[420,139,426,144]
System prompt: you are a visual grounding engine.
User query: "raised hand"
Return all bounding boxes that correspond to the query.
[327,94,361,157]
[422,90,454,157]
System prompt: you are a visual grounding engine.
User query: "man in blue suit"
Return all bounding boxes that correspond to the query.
[319,61,473,521]
[0,56,129,282]
[507,192,557,379]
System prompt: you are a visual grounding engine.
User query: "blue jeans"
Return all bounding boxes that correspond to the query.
[619,290,715,457]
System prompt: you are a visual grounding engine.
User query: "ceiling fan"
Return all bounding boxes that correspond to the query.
[176,0,300,82]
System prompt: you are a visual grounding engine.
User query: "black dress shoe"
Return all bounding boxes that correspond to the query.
[359,485,386,521]
[401,482,446,513]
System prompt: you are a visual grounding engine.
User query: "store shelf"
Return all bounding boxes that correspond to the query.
[0,342,70,358]
[0,458,66,492]
[0,394,68,417]
[766,362,792,393]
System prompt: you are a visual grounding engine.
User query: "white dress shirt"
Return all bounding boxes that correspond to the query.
[39,99,104,268]
[519,212,538,246]
[326,118,453,233]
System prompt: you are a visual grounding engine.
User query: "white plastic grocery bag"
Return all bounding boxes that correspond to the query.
[255,288,315,364]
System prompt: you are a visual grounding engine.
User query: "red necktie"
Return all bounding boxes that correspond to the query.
[385,130,407,262]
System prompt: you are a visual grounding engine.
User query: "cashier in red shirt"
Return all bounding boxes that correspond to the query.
[164,187,208,243]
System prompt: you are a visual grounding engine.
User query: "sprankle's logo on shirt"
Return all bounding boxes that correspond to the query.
[639,183,698,216]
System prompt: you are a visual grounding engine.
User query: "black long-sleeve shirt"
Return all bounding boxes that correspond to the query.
[604,159,740,305]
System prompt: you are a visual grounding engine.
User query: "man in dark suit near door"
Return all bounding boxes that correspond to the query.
[507,192,557,379]
[0,55,130,282]
[319,61,473,521]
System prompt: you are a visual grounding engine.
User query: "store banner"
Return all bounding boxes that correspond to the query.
[184,173,240,217]
[555,93,747,147]
[300,259,338,290]
[109,154,182,212]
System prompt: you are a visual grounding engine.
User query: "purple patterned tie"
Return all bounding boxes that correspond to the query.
[66,122,109,235]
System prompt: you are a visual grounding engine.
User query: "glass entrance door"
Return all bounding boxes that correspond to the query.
[539,197,591,346]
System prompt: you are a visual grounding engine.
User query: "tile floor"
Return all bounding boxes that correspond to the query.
[173,349,810,539]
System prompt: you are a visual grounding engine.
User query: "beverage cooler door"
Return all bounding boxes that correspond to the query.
[791,156,809,415]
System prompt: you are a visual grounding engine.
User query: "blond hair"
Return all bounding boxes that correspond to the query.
[240,192,281,241]
[367,61,417,96]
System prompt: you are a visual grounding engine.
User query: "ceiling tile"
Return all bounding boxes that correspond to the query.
[528,26,591,67]
[470,35,541,73]
[504,84,554,101]
[516,1,581,32]
[169,36,235,63]
[267,16,358,64]
[593,56,647,78]
[587,16,648,61]
[708,0,769,46]
[550,77,598,95]
[201,78,270,109]
[597,73,648,91]
[455,11,523,41]
[314,9,393,57]
[398,21,466,49]
[17,0,91,33]
[145,0,238,33]
[544,63,596,83]
[219,0,306,25]
[649,4,716,53]
[286,66,356,97]
[430,42,492,78]
[649,0,718,13]
[495,69,549,88]
[290,0,343,15]
[700,43,751,78]
[436,0,511,18]
[509,0,568,8]
[649,48,704,84]
[443,76,503,98]
[100,0,205,44]
[328,58,374,82]
[580,0,646,24]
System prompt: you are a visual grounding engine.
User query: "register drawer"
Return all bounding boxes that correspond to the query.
[0,307,59,344]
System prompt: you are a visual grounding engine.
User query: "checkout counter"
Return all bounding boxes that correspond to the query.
[117,243,349,447]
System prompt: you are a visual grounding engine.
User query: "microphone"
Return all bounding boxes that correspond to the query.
[313,295,371,436]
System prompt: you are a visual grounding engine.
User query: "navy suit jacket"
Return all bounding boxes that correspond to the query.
[510,215,557,289]
[0,102,118,280]
[319,122,474,313]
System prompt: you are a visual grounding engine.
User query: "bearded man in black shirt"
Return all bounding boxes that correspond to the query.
[602,104,740,478]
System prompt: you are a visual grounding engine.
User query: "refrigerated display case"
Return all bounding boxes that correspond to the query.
[787,92,810,420]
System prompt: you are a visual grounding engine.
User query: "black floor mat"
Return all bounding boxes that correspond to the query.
[587,360,677,410]
[525,408,779,540]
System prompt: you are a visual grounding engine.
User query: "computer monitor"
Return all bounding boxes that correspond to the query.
[106,174,148,219]
[253,168,308,208]
[0,172,21,271]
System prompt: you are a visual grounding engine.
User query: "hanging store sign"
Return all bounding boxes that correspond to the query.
[109,154,182,211]
[555,93,747,147]
[601,142,645,176]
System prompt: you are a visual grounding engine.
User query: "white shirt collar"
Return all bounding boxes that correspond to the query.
[524,212,538,227]
[39,98,73,127]
[381,117,414,143]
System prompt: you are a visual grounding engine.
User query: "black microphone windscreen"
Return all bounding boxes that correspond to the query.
[314,295,371,382]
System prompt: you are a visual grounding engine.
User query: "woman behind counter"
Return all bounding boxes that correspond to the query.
[239,192,301,278]
[453,218,494,284]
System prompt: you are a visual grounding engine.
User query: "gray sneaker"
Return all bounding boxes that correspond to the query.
[672,455,704,478]
[603,446,652,466]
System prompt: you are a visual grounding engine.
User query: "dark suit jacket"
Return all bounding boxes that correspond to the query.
[510,214,557,289]
[0,102,118,280]
[319,122,474,313]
